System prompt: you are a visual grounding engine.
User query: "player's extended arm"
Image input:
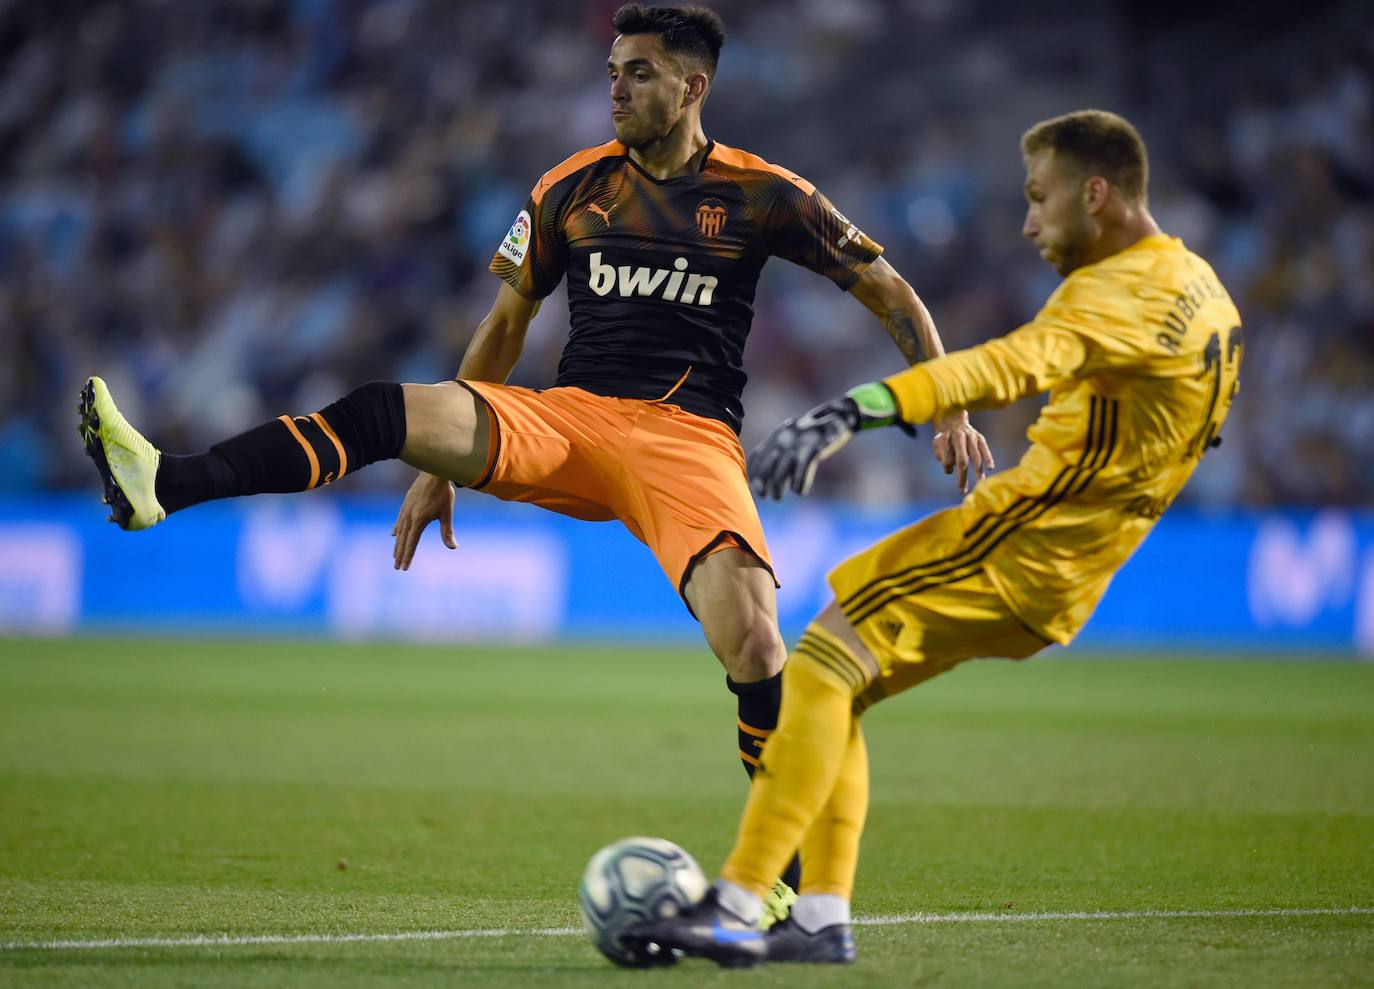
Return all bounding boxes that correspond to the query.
[882,320,1088,423]
[848,256,945,365]
[748,322,1086,500]
[392,282,541,569]
[848,256,992,492]
[454,281,542,382]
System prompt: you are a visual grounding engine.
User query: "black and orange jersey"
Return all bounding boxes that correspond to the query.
[489,139,883,432]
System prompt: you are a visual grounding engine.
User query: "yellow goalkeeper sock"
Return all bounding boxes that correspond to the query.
[797,717,868,899]
[720,626,864,898]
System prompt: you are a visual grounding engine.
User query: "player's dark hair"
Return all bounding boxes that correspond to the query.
[611,4,725,78]
[1022,110,1149,203]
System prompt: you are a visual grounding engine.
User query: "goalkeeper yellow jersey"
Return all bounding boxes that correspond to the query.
[881,234,1242,644]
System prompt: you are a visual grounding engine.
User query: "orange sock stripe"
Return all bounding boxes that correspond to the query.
[278,415,320,489]
[737,719,772,739]
[309,412,347,480]
[738,750,761,767]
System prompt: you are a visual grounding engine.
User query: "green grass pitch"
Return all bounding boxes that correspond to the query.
[1,637,1371,987]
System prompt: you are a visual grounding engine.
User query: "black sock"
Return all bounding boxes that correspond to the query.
[728,671,802,891]
[155,381,407,514]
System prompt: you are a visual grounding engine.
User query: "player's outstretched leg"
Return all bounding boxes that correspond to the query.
[78,376,414,530]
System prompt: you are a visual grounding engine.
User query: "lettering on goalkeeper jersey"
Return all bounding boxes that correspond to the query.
[588,251,718,306]
[1156,269,1229,353]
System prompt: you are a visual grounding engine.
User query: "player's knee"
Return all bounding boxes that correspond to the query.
[719,618,785,681]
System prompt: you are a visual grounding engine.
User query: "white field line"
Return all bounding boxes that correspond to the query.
[3,906,1370,952]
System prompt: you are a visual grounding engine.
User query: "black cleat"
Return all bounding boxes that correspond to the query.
[765,916,856,964]
[624,889,766,969]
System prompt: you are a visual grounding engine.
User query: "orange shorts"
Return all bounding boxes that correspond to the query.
[461,382,775,602]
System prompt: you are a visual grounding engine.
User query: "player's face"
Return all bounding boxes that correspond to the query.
[1022,150,1095,276]
[607,34,691,149]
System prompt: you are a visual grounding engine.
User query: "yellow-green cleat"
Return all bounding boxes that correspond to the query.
[78,376,166,531]
[760,879,797,931]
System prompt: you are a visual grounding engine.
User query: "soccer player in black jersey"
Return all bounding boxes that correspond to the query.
[78,3,991,925]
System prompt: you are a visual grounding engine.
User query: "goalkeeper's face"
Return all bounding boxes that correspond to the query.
[607,34,701,150]
[1021,149,1096,277]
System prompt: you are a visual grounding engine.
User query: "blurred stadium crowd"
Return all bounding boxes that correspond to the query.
[2,0,1371,506]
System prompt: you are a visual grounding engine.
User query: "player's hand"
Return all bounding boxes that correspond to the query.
[933,412,994,495]
[392,471,458,570]
[747,397,866,500]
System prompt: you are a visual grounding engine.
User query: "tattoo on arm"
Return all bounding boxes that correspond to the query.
[881,309,926,365]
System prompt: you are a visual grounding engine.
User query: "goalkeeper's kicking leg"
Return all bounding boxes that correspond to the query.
[627,602,876,967]
[78,376,487,532]
[629,569,1046,966]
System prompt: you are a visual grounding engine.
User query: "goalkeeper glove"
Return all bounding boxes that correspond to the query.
[747,382,913,501]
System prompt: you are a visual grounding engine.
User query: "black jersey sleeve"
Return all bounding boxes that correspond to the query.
[490,142,626,299]
[489,184,570,300]
[762,182,884,290]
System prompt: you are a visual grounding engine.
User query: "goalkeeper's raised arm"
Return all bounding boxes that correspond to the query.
[746,328,1047,503]
[749,255,1166,502]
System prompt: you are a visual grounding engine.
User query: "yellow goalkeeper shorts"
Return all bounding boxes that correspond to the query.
[827,506,1051,712]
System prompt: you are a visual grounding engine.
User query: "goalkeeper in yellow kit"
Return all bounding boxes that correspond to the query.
[629,109,1243,967]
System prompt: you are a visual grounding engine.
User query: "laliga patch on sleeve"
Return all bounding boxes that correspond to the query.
[498,210,532,265]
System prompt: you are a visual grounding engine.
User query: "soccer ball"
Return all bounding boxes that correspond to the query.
[579,836,708,967]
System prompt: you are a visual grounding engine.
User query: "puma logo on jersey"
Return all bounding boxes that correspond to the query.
[586,202,616,227]
[588,252,718,305]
